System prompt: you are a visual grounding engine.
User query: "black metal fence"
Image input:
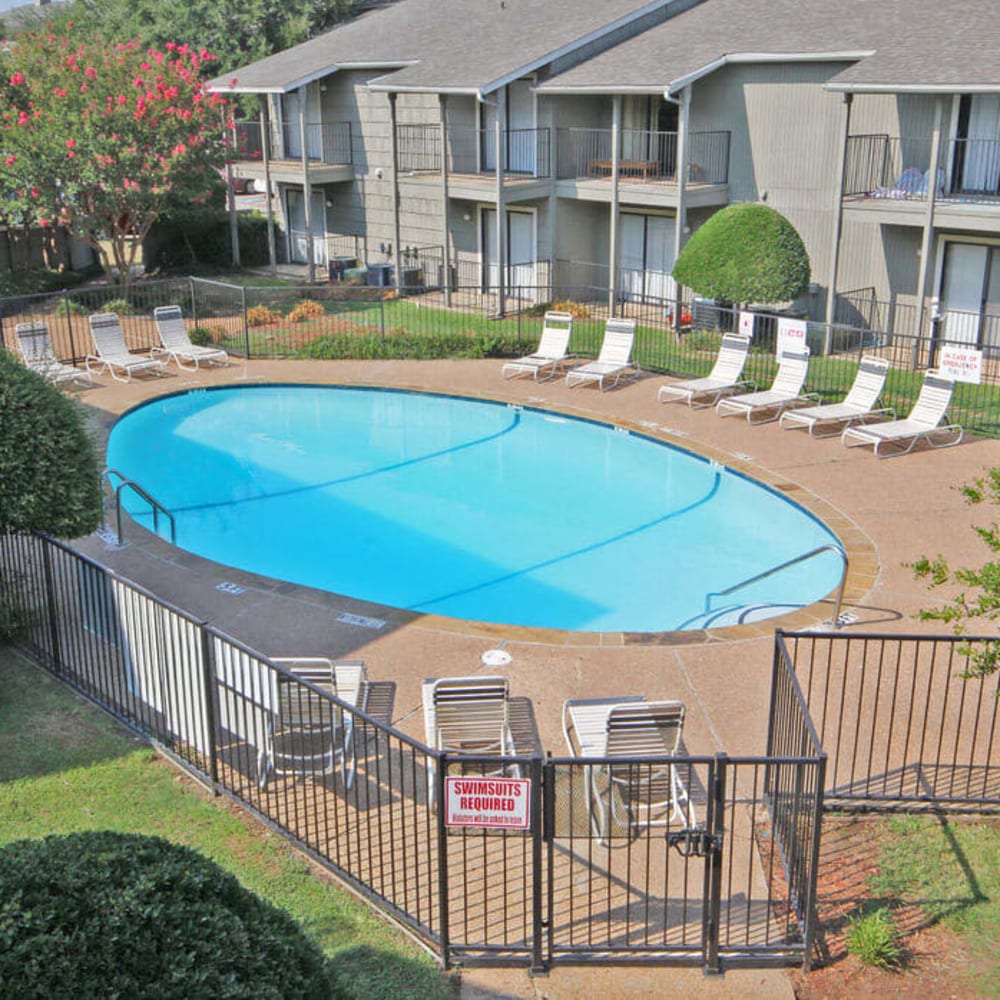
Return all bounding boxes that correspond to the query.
[778,630,1000,810]
[2,275,998,437]
[1,529,826,973]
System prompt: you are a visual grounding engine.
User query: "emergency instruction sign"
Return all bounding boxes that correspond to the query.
[444,776,531,830]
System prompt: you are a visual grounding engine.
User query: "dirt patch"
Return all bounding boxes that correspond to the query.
[790,816,987,999]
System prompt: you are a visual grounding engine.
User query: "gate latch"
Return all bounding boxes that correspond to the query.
[667,828,721,858]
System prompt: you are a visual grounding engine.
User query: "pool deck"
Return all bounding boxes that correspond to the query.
[72,357,998,999]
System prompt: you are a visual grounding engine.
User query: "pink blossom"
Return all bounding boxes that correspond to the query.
[30,187,39,198]
[84,66,97,79]
[9,71,24,85]
[66,138,75,148]
[39,218,50,227]
[4,154,14,165]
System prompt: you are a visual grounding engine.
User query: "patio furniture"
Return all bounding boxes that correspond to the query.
[841,369,963,457]
[565,318,639,391]
[657,332,754,407]
[502,310,575,381]
[780,356,892,436]
[715,348,812,424]
[152,305,229,370]
[563,696,695,844]
[259,658,369,789]
[85,312,167,383]
[14,321,89,386]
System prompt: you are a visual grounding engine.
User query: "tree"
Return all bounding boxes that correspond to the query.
[0,350,103,538]
[65,0,356,77]
[672,203,811,306]
[0,29,230,282]
[0,831,334,997]
[912,467,1000,678]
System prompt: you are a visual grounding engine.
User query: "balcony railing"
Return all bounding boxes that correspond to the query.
[231,120,353,165]
[397,125,550,178]
[556,128,730,185]
[844,134,1000,205]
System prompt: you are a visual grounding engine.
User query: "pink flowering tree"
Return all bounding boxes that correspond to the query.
[0,28,229,281]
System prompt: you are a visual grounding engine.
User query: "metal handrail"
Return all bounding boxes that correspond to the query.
[705,543,849,628]
[102,468,176,545]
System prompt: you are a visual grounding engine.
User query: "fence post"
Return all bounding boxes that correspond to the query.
[380,294,386,340]
[702,753,726,977]
[199,625,221,795]
[435,753,451,969]
[530,754,546,974]
[190,276,198,328]
[40,536,63,671]
[801,754,827,972]
[241,285,250,358]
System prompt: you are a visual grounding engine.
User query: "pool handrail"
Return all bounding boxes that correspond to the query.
[102,467,177,545]
[704,543,848,628]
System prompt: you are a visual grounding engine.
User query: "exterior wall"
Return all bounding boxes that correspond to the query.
[690,61,852,315]
[836,220,922,318]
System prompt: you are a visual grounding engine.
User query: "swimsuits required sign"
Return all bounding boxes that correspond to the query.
[776,318,807,357]
[444,777,531,829]
[937,345,983,384]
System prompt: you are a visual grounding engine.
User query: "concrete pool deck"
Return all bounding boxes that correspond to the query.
[72,357,998,998]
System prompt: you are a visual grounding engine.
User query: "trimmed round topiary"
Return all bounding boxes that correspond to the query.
[672,203,811,305]
[0,831,334,999]
[0,349,102,537]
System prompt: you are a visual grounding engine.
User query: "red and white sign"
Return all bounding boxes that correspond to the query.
[738,310,755,339]
[938,345,983,384]
[444,776,531,830]
[776,318,808,357]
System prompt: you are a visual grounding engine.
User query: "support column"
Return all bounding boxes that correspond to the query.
[608,94,621,314]
[825,93,853,337]
[388,92,402,291]
[495,87,507,317]
[915,97,944,349]
[673,87,691,315]
[298,85,315,283]
[223,111,241,268]
[260,100,277,275]
[439,94,451,306]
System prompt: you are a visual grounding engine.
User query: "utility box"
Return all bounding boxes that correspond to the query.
[400,267,423,289]
[366,263,395,287]
[327,257,357,282]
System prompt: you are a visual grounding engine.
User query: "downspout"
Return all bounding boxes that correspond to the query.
[671,87,690,313]
[298,85,315,283]
[439,94,452,306]
[260,98,277,276]
[825,92,853,341]
[388,92,402,291]
[915,96,944,361]
[608,94,621,314]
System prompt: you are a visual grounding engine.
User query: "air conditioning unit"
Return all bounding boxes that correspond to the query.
[691,295,720,329]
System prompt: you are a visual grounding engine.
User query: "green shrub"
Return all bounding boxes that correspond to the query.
[672,203,810,305]
[189,326,214,346]
[844,906,903,969]
[0,831,335,998]
[0,350,102,537]
[295,329,524,361]
[60,298,90,317]
[287,299,326,322]
[247,305,278,327]
[683,328,724,353]
[0,570,34,642]
[143,211,275,272]
[100,297,134,316]
[0,268,93,300]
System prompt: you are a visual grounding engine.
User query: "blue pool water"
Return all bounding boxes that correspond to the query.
[106,385,844,632]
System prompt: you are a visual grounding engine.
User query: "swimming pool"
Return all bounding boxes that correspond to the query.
[106,385,844,633]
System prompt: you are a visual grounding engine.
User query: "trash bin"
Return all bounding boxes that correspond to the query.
[366,263,395,288]
[327,256,357,282]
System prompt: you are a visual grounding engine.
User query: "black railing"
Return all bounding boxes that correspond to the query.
[2,528,826,972]
[780,630,1000,810]
[397,125,550,178]
[232,120,353,165]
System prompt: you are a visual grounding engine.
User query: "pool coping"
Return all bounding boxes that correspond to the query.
[85,378,878,649]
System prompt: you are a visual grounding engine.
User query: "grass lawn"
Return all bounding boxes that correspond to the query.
[870,814,1000,995]
[0,646,455,1000]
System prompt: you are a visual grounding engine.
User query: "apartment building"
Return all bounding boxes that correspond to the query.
[211,0,1000,349]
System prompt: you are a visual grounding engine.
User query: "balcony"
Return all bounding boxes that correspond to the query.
[230,120,354,184]
[396,125,550,200]
[554,128,730,208]
[843,134,1000,231]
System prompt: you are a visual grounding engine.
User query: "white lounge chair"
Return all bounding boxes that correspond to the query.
[422,675,517,807]
[260,658,368,789]
[85,312,167,383]
[152,305,229,370]
[562,696,695,844]
[841,369,963,457]
[502,310,574,381]
[15,321,89,386]
[780,356,892,437]
[565,318,639,390]
[715,348,812,424]
[657,332,754,408]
